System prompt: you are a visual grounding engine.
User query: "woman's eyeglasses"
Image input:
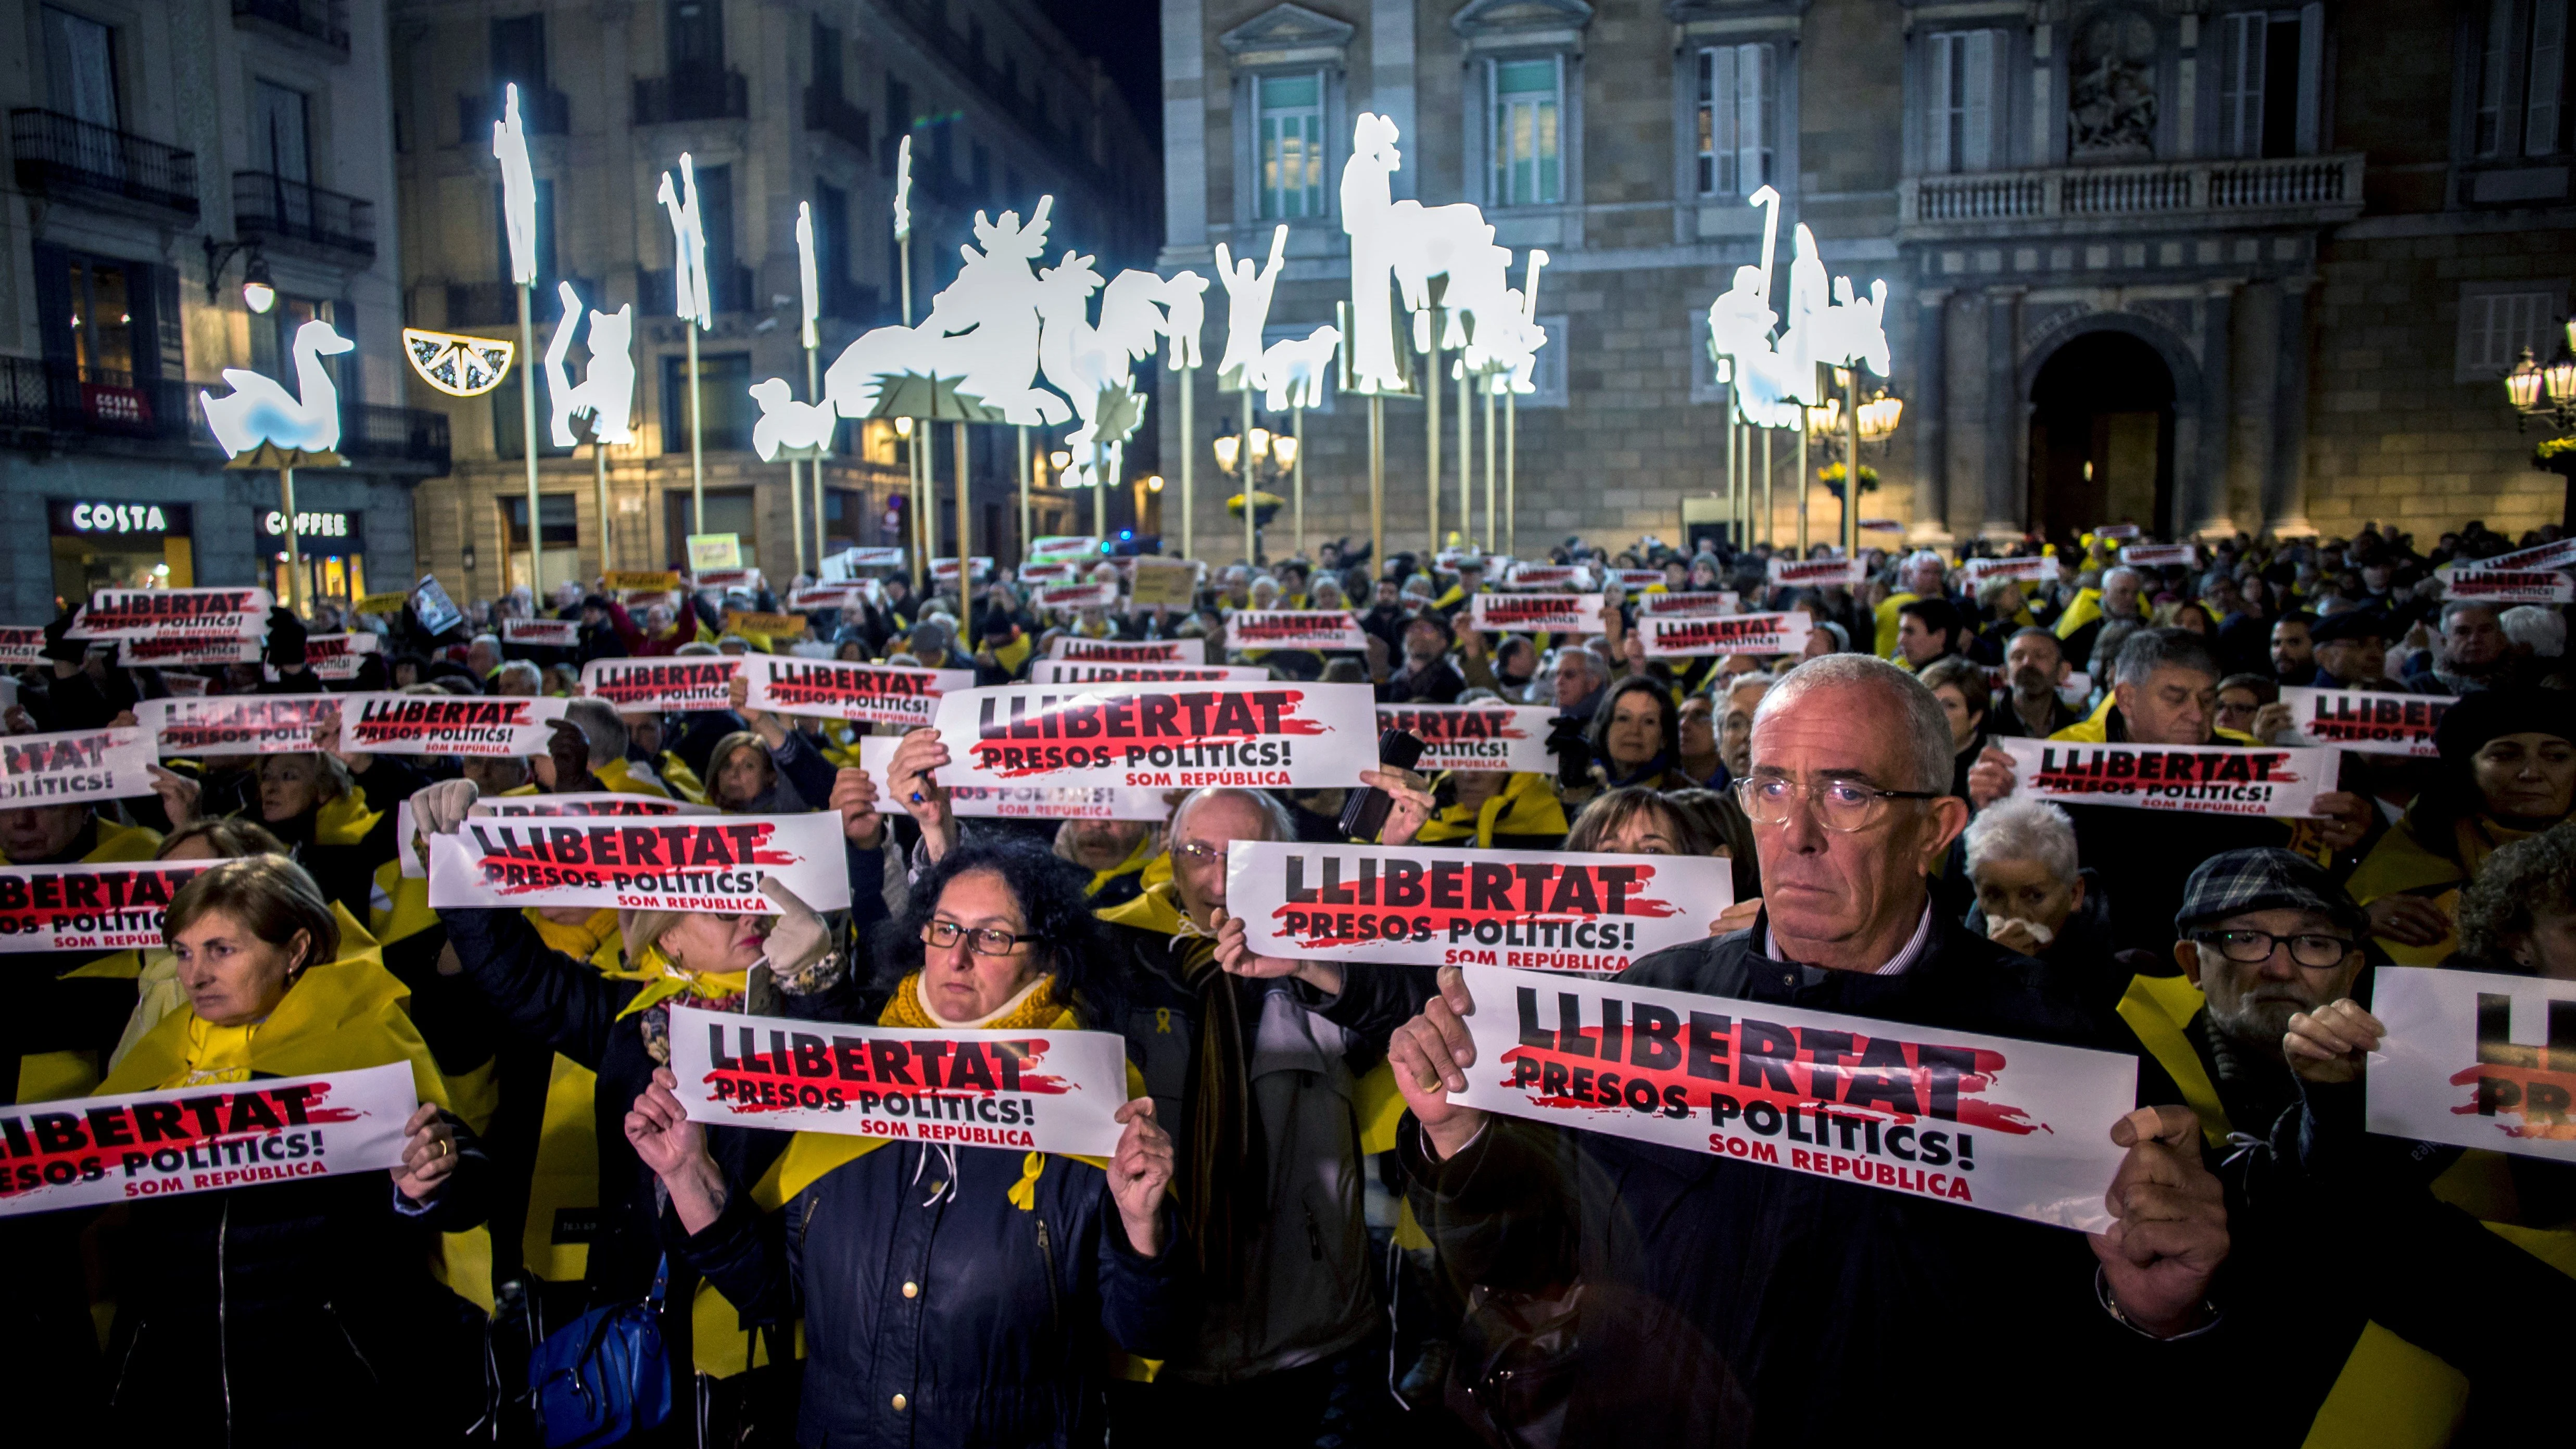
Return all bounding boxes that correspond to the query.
[1732,775,1941,834]
[920,920,1044,956]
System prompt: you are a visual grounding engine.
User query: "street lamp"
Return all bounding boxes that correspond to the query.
[1216,423,1292,563]
[203,238,275,313]
[2502,321,2576,528]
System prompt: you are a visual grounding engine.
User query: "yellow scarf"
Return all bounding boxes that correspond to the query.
[528,908,624,972]
[1416,772,1572,848]
[103,952,450,1109]
[1085,833,1159,899]
[175,1015,260,1086]
[1096,878,1193,936]
[610,942,751,1018]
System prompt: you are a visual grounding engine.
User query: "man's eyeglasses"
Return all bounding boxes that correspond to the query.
[920,921,1044,956]
[1732,775,1942,834]
[2192,929,2356,968]
[1171,840,1228,865]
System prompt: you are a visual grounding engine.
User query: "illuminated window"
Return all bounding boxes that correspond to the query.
[1491,58,1562,207]
[1697,44,1773,196]
[1256,72,1325,219]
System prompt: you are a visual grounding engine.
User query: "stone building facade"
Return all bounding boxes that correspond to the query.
[1156,0,2574,561]
[391,0,1157,600]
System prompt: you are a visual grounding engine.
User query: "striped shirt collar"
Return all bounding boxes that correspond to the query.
[1764,901,1936,978]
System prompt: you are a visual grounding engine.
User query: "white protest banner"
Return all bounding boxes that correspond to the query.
[2119,544,2198,568]
[2477,536,2576,573]
[501,617,580,648]
[688,534,743,571]
[580,657,744,712]
[1,726,156,807]
[1031,660,1269,685]
[1638,590,1740,618]
[1609,569,1666,590]
[411,576,465,637]
[1502,563,1591,590]
[1961,556,2054,585]
[930,556,996,583]
[785,586,867,612]
[1470,593,1606,635]
[2279,687,2454,759]
[1126,559,1199,608]
[337,693,570,757]
[1227,610,1367,652]
[1227,843,1731,975]
[117,634,262,668]
[1766,557,1865,587]
[1017,561,1078,585]
[840,547,907,570]
[850,736,1168,821]
[1447,964,2137,1230]
[0,626,41,667]
[667,1004,1128,1154]
[161,674,209,697]
[135,694,338,757]
[739,655,972,727]
[932,681,1379,791]
[1034,581,1120,612]
[302,631,381,681]
[1047,636,1206,665]
[1030,535,1103,563]
[2368,966,2576,1164]
[1643,612,1813,658]
[427,812,850,913]
[2094,523,2142,540]
[0,1063,418,1217]
[2441,568,2575,604]
[0,859,213,953]
[1378,703,1558,774]
[689,568,764,592]
[1435,547,1485,570]
[1994,736,2335,818]
[472,792,718,817]
[69,587,271,640]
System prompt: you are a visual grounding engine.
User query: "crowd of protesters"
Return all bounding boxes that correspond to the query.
[3,509,2570,1446]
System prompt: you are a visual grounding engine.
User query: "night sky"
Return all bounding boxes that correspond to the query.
[1039,0,1162,146]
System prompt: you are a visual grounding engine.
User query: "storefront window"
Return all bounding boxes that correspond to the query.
[49,499,195,609]
[500,493,580,594]
[259,507,367,608]
[664,486,757,570]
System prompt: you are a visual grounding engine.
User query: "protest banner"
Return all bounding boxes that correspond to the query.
[69,587,271,640]
[1470,593,1607,635]
[687,533,742,570]
[410,576,464,637]
[930,556,996,583]
[579,657,742,712]
[785,586,867,611]
[739,656,973,727]
[117,634,262,667]
[161,674,209,697]
[1046,636,1206,664]
[336,693,570,757]
[666,1004,1129,1155]
[2280,686,2453,758]
[1435,548,1486,570]
[1017,561,1077,585]
[689,568,763,592]
[0,1063,418,1216]
[0,859,213,953]
[1993,736,2335,817]
[501,618,579,648]
[1960,556,2054,585]
[135,694,338,757]
[1766,557,1865,587]
[0,626,40,666]
[1127,560,1199,608]
[2441,568,2575,604]
[2477,536,2576,573]
[1637,589,1740,618]
[1642,612,1813,658]
[2094,523,2142,540]
[1030,535,1102,563]
[471,792,718,817]
[1031,660,1269,684]
[1226,610,1367,651]
[301,631,381,681]
[1377,703,1559,774]
[851,736,1168,821]
[604,571,682,593]
[427,811,851,913]
[1033,582,1120,612]
[2368,966,2576,1164]
[1,726,156,807]
[1502,563,1590,590]
[1609,569,1666,590]
[2120,544,2198,568]
[725,610,809,639]
[931,681,1378,790]
[1227,842,1731,974]
[1446,964,2137,1230]
[353,591,411,616]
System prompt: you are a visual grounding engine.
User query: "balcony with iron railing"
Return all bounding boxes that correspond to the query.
[1898,153,2368,238]
[8,109,199,219]
[805,85,871,153]
[637,265,758,319]
[232,0,348,57]
[0,356,449,471]
[459,86,569,146]
[441,276,601,329]
[234,170,376,260]
[634,68,747,125]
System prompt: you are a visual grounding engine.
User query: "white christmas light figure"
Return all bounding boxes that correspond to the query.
[750,379,838,461]
[824,198,1070,427]
[544,280,636,448]
[494,85,538,285]
[201,319,352,456]
[1341,112,1509,388]
[1160,270,1208,371]
[1033,251,1184,489]
[1214,223,1286,392]
[656,155,712,329]
[796,201,821,350]
[893,135,913,245]
[1258,325,1341,412]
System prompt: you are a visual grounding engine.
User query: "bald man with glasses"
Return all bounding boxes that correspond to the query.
[1384,654,2237,1445]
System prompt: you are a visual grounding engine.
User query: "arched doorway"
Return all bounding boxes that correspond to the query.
[2028,330,2175,536]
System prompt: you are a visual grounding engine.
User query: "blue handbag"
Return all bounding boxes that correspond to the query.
[530,1259,675,1448]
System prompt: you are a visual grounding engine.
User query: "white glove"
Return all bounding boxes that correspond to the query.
[413,778,481,837]
[756,875,834,981]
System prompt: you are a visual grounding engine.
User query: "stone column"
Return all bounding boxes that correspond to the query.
[1981,286,2024,540]
[1911,289,1953,545]
[1160,0,1208,255]
[2264,276,2318,538]
[2189,282,2239,538]
[1371,0,1417,200]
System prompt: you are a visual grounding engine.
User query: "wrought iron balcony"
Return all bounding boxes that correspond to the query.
[342,402,452,470]
[634,69,747,125]
[234,170,376,260]
[0,356,449,472]
[804,85,870,152]
[1898,154,2367,239]
[9,109,199,219]
[232,0,348,56]
[637,265,755,318]
[460,86,569,145]
[442,277,600,329]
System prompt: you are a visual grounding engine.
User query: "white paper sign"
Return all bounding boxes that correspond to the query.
[2094,523,2142,541]
[1609,569,1667,590]
[2368,967,2576,1163]
[2119,544,2197,568]
[930,556,996,583]
[667,1004,1129,1155]
[1637,590,1740,618]
[837,547,907,571]
[1377,704,1558,774]
[931,681,1379,791]
[1643,612,1813,658]
[1227,843,1732,974]
[1503,563,1592,591]
[851,735,1169,821]
[1766,558,1866,587]
[69,587,272,640]
[2477,536,2576,572]
[135,694,340,757]
[501,618,580,647]
[1017,561,1077,585]
[580,657,744,712]
[1046,636,1207,665]
[0,859,214,953]
[1031,660,1270,684]
[426,811,850,913]
[301,632,382,681]
[471,792,718,817]
[1226,610,1367,651]
[0,1064,418,1218]
[336,693,570,757]
[1961,557,2053,585]
[117,635,262,668]
[1994,736,2335,818]
[1,726,156,806]
[2441,568,2576,604]
[739,656,972,727]
[1470,593,1606,635]
[2279,687,2455,759]
[0,627,42,667]
[1033,582,1120,611]
[1447,964,2138,1231]
[1029,535,1103,563]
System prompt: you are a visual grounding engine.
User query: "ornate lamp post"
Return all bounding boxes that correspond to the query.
[2503,314,2576,525]
[1215,424,1296,564]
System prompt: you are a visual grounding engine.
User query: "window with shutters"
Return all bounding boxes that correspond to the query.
[2218,9,2320,159]
[1697,43,1774,196]
[1927,30,2003,174]
[42,7,118,130]
[1256,71,1326,219]
[2474,0,2570,157]
[1491,57,1563,206]
[2456,283,2567,380]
